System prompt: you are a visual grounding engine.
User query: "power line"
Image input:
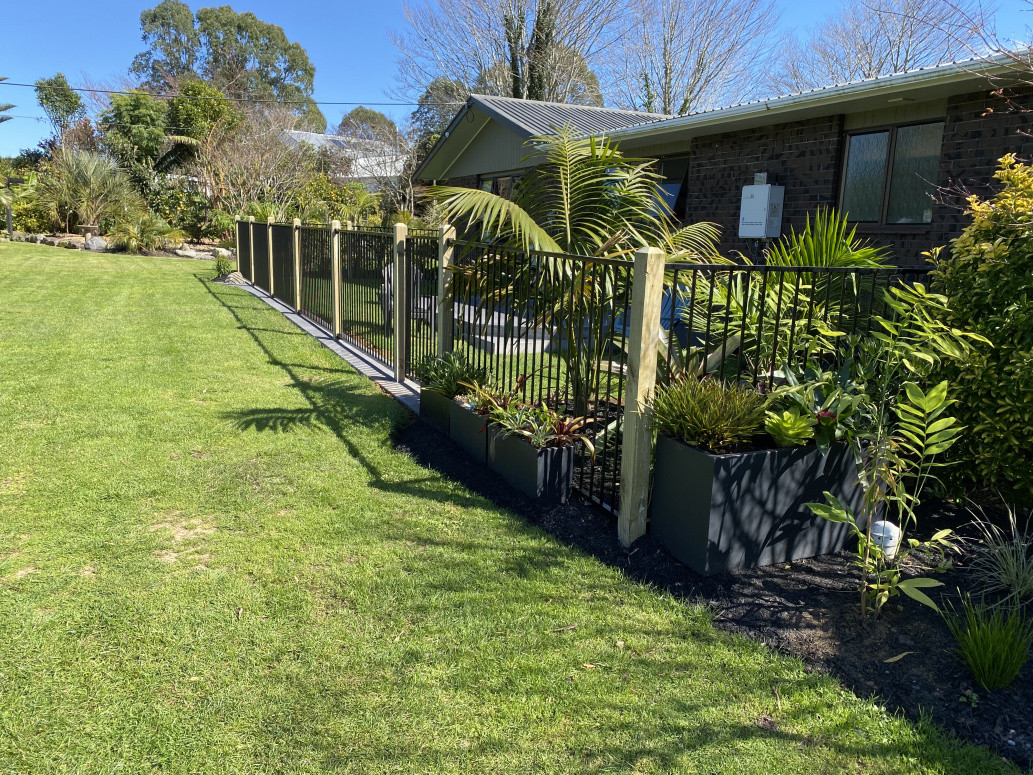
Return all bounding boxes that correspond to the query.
[0,80,464,107]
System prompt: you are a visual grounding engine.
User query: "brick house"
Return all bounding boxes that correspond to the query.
[416,54,1033,263]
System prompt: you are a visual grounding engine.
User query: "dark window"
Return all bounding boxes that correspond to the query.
[840,121,943,225]
[655,157,690,220]
[477,175,515,199]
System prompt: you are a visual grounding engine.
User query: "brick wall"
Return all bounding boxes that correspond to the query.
[931,88,1033,256]
[681,116,845,258]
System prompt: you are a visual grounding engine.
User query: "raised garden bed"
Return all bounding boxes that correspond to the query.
[488,428,574,506]
[649,435,864,575]
[449,401,489,463]
[419,388,452,434]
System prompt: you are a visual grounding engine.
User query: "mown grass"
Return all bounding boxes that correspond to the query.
[0,242,1018,774]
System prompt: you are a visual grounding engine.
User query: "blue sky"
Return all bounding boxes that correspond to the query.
[2,0,1030,155]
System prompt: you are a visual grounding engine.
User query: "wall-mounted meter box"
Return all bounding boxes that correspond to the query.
[738,184,785,239]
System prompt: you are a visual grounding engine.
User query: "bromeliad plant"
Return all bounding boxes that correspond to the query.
[651,376,768,454]
[805,283,988,616]
[490,403,595,456]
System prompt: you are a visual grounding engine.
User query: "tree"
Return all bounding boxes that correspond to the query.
[131,1,325,130]
[336,107,399,143]
[34,73,85,135]
[392,0,620,105]
[100,91,168,170]
[606,0,780,114]
[770,0,993,94]
[0,77,14,127]
[410,78,468,149]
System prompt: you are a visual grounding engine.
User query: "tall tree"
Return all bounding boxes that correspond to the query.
[131,1,325,131]
[34,73,85,135]
[100,91,168,169]
[336,107,399,143]
[0,77,14,127]
[393,0,619,105]
[770,0,993,94]
[607,0,780,114]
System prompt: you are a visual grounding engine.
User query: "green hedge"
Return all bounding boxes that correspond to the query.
[933,154,1033,503]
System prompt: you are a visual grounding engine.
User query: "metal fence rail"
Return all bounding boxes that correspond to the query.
[341,229,394,367]
[271,224,295,307]
[252,226,270,293]
[299,226,333,329]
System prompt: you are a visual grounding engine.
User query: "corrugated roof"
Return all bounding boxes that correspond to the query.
[470,94,671,137]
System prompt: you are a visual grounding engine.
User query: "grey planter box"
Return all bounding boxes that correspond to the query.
[419,388,452,434]
[449,402,489,463]
[649,435,865,576]
[488,430,574,505]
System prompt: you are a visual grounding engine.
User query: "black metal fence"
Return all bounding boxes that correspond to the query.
[252,226,270,293]
[234,218,932,520]
[237,221,251,282]
[450,241,634,513]
[299,226,333,330]
[405,233,440,379]
[340,229,394,364]
[270,224,295,307]
[659,263,933,387]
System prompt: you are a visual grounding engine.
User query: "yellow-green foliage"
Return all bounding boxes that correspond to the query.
[933,154,1033,502]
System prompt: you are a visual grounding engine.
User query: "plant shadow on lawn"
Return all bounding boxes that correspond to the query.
[199,277,1020,772]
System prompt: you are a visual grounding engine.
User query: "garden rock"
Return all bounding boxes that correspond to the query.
[174,248,199,258]
[11,231,27,242]
[214,247,233,258]
[85,236,107,252]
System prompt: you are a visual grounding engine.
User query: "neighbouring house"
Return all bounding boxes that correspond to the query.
[416,54,1033,263]
[283,130,405,192]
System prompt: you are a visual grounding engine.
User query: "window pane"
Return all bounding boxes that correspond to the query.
[842,132,889,223]
[886,122,943,224]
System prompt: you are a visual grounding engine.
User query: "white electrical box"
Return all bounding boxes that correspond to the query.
[738,184,784,239]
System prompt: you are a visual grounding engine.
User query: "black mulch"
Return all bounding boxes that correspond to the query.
[393,418,1032,771]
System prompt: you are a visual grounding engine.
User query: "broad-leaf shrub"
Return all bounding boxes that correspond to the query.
[933,154,1033,503]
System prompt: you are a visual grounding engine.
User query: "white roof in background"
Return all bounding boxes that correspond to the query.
[282,130,405,180]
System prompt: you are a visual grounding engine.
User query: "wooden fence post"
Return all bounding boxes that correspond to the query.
[234,216,241,272]
[331,220,342,338]
[266,216,275,297]
[393,222,408,382]
[247,216,255,283]
[436,223,456,357]
[292,218,302,312]
[618,246,666,548]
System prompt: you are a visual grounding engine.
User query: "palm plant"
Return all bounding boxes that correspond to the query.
[430,127,718,415]
[36,150,142,231]
[108,213,186,254]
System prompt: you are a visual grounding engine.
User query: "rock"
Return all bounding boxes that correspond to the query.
[11,231,27,242]
[214,247,233,258]
[174,248,198,258]
[28,234,45,244]
[60,240,78,249]
[85,236,107,252]
[42,237,59,247]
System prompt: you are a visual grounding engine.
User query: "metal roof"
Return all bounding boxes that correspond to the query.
[597,50,1030,142]
[469,94,671,137]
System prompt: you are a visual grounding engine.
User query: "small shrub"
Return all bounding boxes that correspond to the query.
[968,503,1033,602]
[943,595,1033,690]
[415,353,486,400]
[651,377,767,454]
[108,213,186,254]
[215,256,235,277]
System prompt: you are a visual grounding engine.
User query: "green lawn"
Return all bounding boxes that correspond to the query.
[0,243,1017,774]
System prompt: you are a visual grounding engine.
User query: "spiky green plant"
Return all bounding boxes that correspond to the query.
[944,595,1033,690]
[108,213,186,254]
[651,377,768,454]
[35,150,143,230]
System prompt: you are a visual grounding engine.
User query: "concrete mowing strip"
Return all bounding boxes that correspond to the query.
[234,282,420,414]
